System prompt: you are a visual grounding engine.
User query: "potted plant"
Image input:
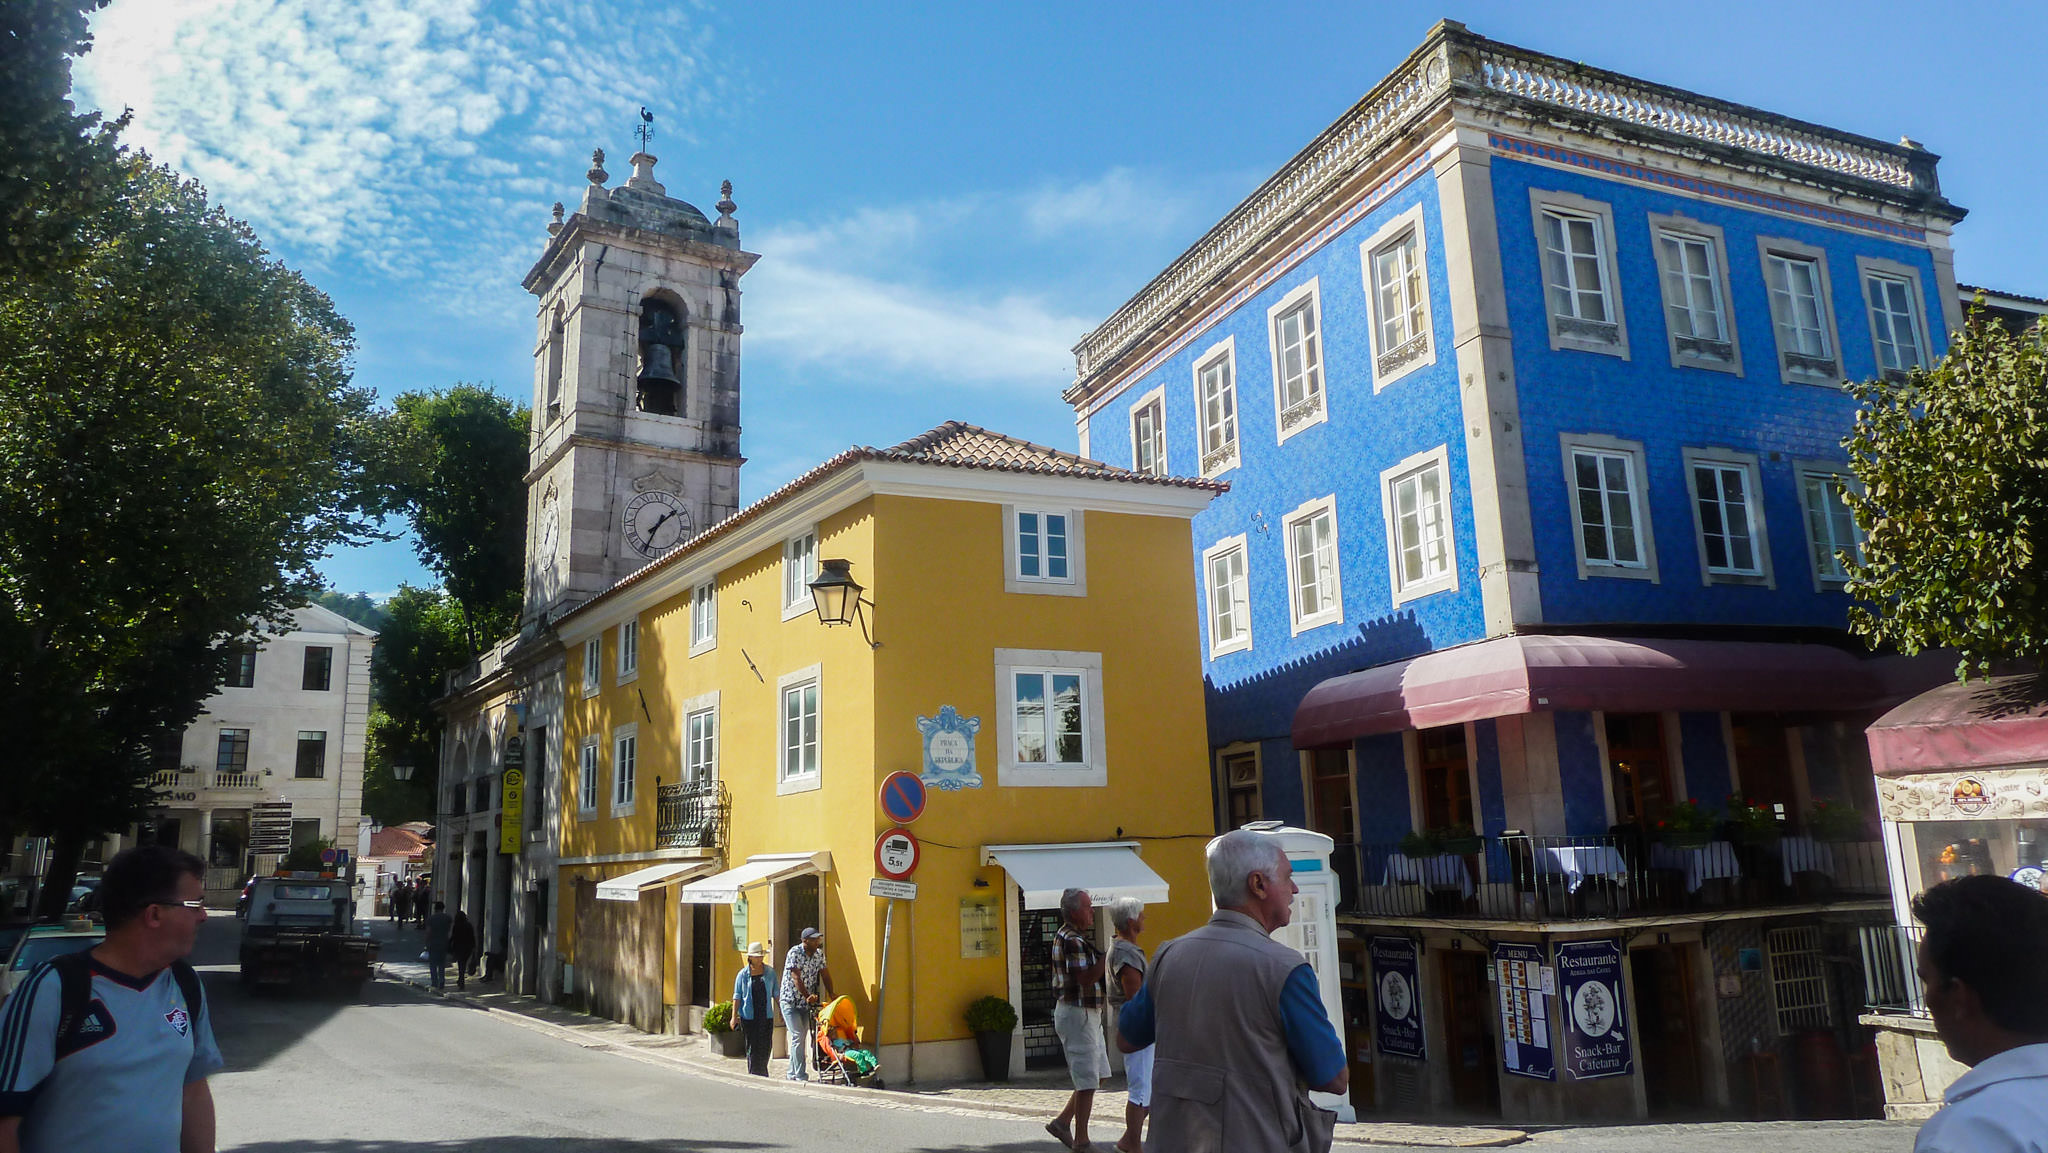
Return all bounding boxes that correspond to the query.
[965,995,1018,1081]
[1654,798,1719,847]
[1432,823,1484,856]
[1725,794,1783,845]
[1806,799,1868,842]
[704,1000,746,1058]
[1398,828,1441,859]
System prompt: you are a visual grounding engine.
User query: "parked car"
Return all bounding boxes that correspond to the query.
[235,875,257,917]
[0,920,106,1002]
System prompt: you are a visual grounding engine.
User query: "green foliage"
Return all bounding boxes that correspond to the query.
[388,386,530,652]
[703,1001,735,1033]
[964,995,1018,1034]
[0,151,384,914]
[1397,828,1439,858]
[1724,794,1782,843]
[282,838,336,871]
[1652,797,1718,843]
[0,1,127,275]
[315,589,390,632]
[1805,799,1869,842]
[1843,313,2048,679]
[361,586,471,825]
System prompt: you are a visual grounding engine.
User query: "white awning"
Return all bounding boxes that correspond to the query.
[595,861,714,902]
[982,842,1170,910]
[678,851,832,905]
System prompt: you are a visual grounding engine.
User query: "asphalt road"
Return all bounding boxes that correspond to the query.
[191,915,1921,1153]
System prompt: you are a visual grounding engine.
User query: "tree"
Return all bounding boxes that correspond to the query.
[1843,312,2048,679]
[360,586,471,825]
[1,1,125,275]
[0,152,388,916]
[389,386,530,653]
[315,588,391,632]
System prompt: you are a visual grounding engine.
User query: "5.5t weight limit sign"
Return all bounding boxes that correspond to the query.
[875,828,920,879]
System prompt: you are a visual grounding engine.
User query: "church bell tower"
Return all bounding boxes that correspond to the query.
[521,147,758,627]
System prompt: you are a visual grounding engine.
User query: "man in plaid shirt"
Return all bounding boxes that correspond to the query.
[1047,888,1107,1150]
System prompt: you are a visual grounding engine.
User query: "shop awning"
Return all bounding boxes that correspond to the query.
[1291,634,1916,748]
[1867,674,2048,777]
[982,842,1170,910]
[678,851,832,905]
[594,861,713,902]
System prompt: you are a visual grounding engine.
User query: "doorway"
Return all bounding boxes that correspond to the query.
[1606,713,1673,827]
[1630,944,1704,1113]
[690,903,713,1007]
[1439,950,1500,1115]
[1307,747,1357,902]
[1017,908,1063,1068]
[779,874,820,956]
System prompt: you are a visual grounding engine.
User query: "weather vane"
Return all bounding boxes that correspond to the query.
[636,107,655,153]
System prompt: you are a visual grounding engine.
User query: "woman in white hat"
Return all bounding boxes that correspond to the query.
[732,941,781,1076]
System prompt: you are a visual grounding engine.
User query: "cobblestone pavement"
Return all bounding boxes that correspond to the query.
[362,918,1919,1151]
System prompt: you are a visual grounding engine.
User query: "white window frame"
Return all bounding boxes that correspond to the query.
[776,664,823,796]
[1281,494,1344,635]
[994,648,1107,788]
[1647,214,1742,376]
[1003,505,1086,596]
[1530,190,1630,359]
[611,723,638,815]
[1267,279,1328,443]
[1560,434,1659,583]
[1795,462,1863,591]
[1201,534,1253,659]
[1381,446,1460,605]
[1855,255,1932,379]
[781,530,819,620]
[688,578,717,656]
[1128,385,1168,478]
[1756,236,1841,386]
[577,738,600,818]
[1682,447,1774,588]
[616,619,639,684]
[1359,203,1437,390]
[1191,336,1240,477]
[681,691,720,786]
[580,637,601,698]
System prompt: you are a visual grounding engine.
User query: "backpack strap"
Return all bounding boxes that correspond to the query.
[48,952,94,1057]
[169,960,204,1028]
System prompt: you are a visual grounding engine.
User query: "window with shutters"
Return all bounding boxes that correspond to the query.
[1360,204,1436,388]
[1649,215,1741,374]
[1382,446,1458,605]
[1757,237,1841,385]
[1128,386,1167,478]
[1531,191,1628,357]
[1282,496,1342,635]
[1268,281,1327,441]
[1193,338,1239,475]
[1202,535,1252,658]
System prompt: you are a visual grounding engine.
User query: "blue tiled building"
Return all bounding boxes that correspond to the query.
[1065,22,1964,1123]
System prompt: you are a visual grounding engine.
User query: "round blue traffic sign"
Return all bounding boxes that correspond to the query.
[879,771,926,824]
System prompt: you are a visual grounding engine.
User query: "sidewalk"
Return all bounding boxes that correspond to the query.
[363,918,1524,1148]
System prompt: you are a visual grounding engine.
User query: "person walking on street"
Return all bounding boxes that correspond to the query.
[391,880,411,925]
[780,928,833,1081]
[0,845,224,1153]
[1118,830,1346,1153]
[1911,875,2048,1153]
[423,901,452,991]
[1107,897,1153,1153]
[449,910,477,991]
[732,942,781,1077]
[412,879,430,926]
[1047,888,1107,1151]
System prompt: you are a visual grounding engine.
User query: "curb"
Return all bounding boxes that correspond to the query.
[370,965,1526,1147]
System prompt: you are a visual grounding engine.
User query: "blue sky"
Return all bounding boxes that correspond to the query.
[76,0,2048,599]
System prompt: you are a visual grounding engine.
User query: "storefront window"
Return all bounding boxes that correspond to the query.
[1909,819,2048,892]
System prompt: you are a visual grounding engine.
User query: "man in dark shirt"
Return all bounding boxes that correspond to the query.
[423,902,452,991]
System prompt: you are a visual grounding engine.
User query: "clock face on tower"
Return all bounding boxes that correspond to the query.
[624,490,692,558]
[535,493,562,595]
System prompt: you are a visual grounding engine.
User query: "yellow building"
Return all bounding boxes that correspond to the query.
[551,422,1224,1079]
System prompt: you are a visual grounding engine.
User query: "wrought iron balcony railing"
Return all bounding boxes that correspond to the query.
[656,778,730,852]
[1334,830,1889,923]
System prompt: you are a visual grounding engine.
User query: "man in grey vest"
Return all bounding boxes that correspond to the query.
[1117,829,1346,1153]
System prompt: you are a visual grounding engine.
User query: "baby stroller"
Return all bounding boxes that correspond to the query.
[813,995,880,1088]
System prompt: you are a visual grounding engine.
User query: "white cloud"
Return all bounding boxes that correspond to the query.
[1021,167,1201,239]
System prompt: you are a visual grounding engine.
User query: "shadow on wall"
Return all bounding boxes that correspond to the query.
[1205,609,1433,744]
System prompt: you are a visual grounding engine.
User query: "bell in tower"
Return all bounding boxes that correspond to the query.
[636,298,685,416]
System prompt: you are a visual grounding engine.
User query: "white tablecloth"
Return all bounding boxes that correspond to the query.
[1777,835,1836,885]
[1535,845,1630,893]
[1383,853,1474,898]
[1649,841,1742,893]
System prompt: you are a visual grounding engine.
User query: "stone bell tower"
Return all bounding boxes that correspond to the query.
[521,148,759,627]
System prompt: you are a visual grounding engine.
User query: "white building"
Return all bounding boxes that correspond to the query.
[148,603,376,903]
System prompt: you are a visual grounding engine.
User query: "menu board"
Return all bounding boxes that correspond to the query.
[1493,942,1555,1080]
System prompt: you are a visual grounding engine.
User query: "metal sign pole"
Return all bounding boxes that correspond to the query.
[873,897,895,1085]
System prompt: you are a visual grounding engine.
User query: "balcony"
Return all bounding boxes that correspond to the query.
[151,768,194,791]
[1335,831,1890,925]
[211,770,261,791]
[656,779,729,852]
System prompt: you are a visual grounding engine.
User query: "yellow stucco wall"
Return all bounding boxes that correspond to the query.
[553,483,1216,1056]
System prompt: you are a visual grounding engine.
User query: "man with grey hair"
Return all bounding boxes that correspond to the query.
[1046,888,1106,1150]
[1117,829,1346,1152]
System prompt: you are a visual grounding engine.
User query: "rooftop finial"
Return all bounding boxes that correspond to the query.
[717,180,736,217]
[548,200,564,236]
[636,107,655,154]
[587,148,608,186]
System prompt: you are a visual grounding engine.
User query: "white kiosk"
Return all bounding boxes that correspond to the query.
[1242,821,1355,1123]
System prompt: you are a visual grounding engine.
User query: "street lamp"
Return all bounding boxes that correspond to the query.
[391,760,415,782]
[807,558,879,648]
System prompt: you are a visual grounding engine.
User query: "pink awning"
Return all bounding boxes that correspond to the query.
[1866,674,2048,777]
[1291,635,1903,748]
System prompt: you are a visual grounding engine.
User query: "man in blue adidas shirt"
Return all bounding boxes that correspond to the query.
[0,845,224,1153]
